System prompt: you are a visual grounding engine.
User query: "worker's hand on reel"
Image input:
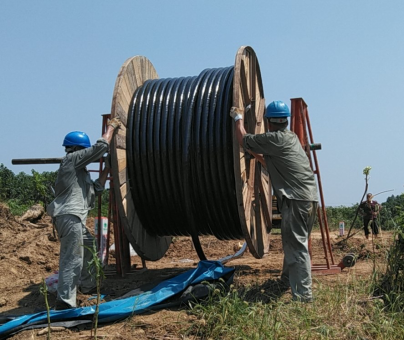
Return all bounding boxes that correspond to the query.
[230,107,243,122]
[108,117,122,130]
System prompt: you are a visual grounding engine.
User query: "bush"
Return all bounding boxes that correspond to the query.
[373,201,404,311]
[5,199,35,217]
[379,194,404,230]
[323,205,358,230]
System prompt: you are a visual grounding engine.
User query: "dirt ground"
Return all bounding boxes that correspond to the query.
[0,203,393,340]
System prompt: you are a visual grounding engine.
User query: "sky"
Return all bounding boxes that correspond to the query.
[0,0,403,207]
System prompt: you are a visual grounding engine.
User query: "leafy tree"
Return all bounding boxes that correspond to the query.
[0,164,57,214]
[379,194,404,230]
[0,164,15,200]
[30,170,58,206]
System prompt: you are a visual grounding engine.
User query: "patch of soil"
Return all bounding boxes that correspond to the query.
[0,203,393,340]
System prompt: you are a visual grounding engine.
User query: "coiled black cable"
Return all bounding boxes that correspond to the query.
[126,66,243,240]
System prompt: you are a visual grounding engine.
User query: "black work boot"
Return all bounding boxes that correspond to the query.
[79,286,97,295]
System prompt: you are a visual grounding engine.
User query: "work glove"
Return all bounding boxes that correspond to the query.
[230,107,243,122]
[108,117,121,130]
[230,105,252,122]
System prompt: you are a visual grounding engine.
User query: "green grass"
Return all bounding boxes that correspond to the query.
[184,272,403,340]
[5,199,35,216]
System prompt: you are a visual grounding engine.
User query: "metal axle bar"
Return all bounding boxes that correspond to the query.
[12,157,105,165]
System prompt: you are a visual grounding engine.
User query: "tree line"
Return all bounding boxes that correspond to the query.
[324,194,404,231]
[0,163,403,232]
[0,164,109,216]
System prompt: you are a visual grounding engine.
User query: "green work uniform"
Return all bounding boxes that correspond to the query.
[243,128,318,301]
[47,138,108,308]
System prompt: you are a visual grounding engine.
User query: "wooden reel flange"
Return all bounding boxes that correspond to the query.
[233,46,271,258]
[109,56,171,261]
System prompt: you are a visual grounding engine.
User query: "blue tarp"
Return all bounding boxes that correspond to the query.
[0,260,234,338]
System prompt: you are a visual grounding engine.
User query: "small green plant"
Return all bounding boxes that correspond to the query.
[342,166,372,243]
[363,166,372,176]
[5,199,34,216]
[84,240,106,340]
[372,210,404,312]
[39,278,51,340]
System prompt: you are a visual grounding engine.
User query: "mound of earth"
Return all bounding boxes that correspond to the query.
[0,202,393,340]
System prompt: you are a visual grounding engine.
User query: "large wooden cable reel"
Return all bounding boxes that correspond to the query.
[109,46,271,261]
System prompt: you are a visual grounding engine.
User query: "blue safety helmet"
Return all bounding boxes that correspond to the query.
[62,131,91,148]
[265,101,291,118]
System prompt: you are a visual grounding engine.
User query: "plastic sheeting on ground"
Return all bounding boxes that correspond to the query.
[0,260,234,338]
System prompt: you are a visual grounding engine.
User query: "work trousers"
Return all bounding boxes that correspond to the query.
[280,198,317,302]
[363,217,379,236]
[54,214,96,308]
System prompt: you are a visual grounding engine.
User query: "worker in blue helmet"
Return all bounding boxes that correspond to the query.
[230,101,318,303]
[47,116,121,310]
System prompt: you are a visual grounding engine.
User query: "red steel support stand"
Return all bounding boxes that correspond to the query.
[94,114,144,277]
[290,98,341,275]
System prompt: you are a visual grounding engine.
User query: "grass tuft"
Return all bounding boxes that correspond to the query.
[184,271,403,340]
